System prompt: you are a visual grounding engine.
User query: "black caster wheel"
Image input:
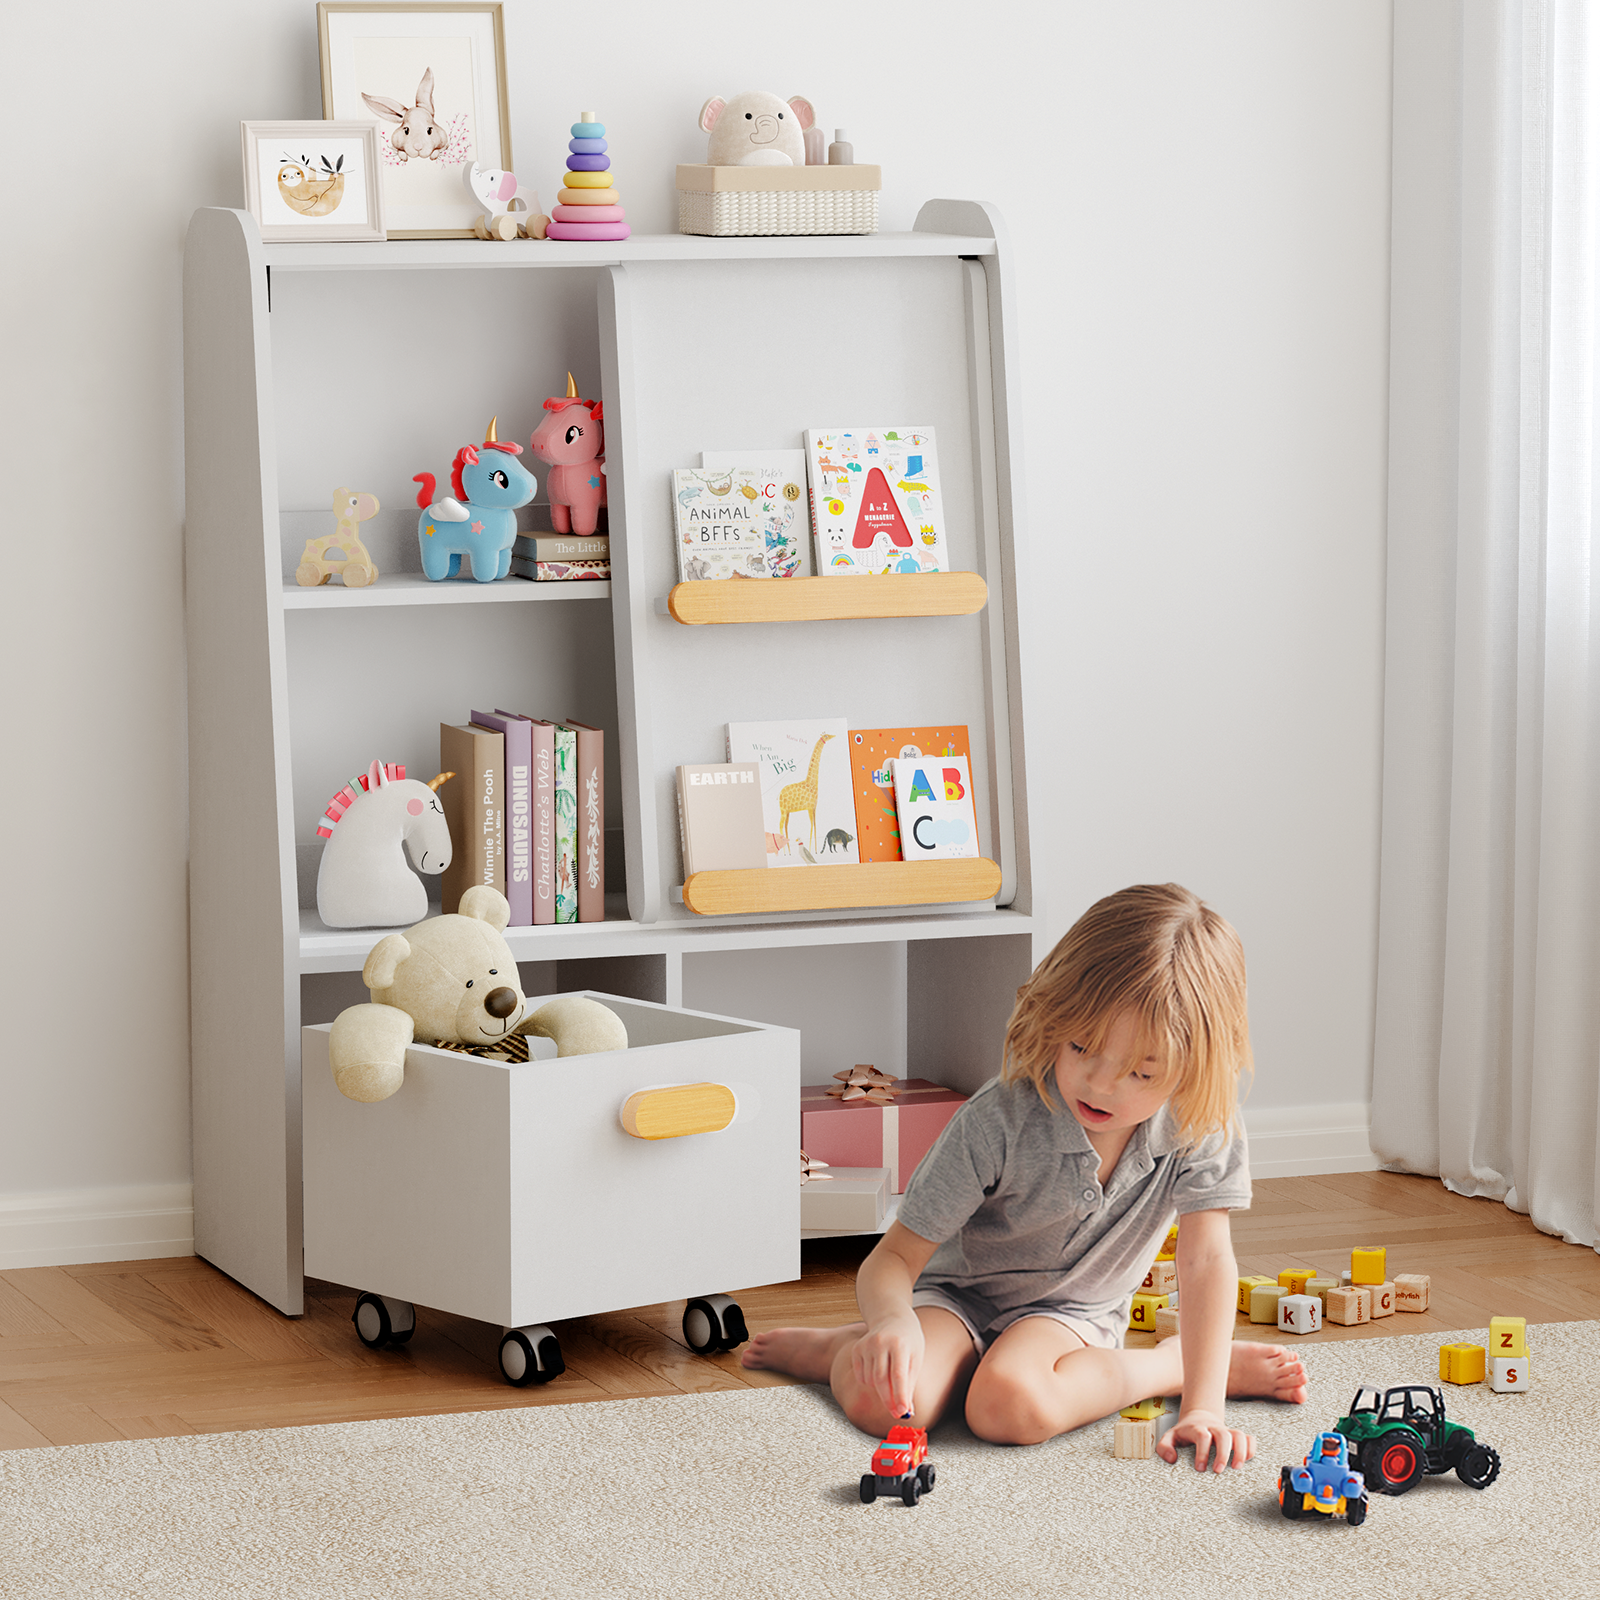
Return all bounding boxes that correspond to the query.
[683,1294,748,1355]
[352,1293,415,1350]
[498,1325,564,1387]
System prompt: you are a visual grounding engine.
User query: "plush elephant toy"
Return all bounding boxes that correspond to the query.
[329,887,628,1102]
[699,91,816,167]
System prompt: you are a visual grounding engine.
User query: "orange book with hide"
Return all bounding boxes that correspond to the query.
[847,726,971,863]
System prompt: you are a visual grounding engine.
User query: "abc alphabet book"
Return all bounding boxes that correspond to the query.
[804,427,947,576]
[892,754,979,861]
[848,726,972,862]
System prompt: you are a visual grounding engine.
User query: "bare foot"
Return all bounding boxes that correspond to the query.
[1226,1340,1308,1404]
[740,1323,863,1382]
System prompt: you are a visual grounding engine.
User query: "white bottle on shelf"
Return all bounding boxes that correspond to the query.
[827,129,854,165]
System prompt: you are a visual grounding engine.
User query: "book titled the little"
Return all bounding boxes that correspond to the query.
[673,464,809,581]
[892,753,979,861]
[726,719,859,867]
[805,427,947,576]
[849,726,972,862]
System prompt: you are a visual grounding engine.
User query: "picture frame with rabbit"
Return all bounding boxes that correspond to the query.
[318,2,513,238]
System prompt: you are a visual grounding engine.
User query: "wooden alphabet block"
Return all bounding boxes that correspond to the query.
[1369,1281,1395,1318]
[1128,1293,1170,1334]
[1489,1354,1530,1392]
[1489,1316,1527,1358]
[1351,1247,1387,1286]
[1305,1275,1339,1310]
[1238,1274,1276,1313]
[1393,1273,1430,1312]
[1160,1224,1179,1257]
[1250,1283,1290,1324]
[1113,1417,1156,1458]
[1325,1286,1371,1326]
[1141,1259,1178,1296]
[1278,1293,1322,1335]
[1439,1342,1486,1384]
[1120,1397,1166,1421]
[1153,1305,1180,1339]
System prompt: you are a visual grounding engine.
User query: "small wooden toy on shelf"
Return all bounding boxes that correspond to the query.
[528,374,606,536]
[296,487,381,588]
[465,161,548,240]
[413,418,537,582]
[546,113,630,241]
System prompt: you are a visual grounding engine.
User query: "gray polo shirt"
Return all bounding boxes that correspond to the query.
[896,1075,1251,1332]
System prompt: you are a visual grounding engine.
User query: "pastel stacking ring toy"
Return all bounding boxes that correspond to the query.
[546,112,630,241]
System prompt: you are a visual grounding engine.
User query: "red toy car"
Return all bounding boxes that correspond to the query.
[860,1425,937,1505]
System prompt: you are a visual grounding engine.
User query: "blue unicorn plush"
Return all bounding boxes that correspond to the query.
[413,417,537,581]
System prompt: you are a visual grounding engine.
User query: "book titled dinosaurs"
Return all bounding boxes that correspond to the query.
[804,427,948,576]
[726,719,859,867]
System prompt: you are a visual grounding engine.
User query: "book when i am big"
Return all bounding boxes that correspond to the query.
[726,719,859,867]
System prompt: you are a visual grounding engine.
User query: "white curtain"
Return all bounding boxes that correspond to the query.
[1373,0,1600,1250]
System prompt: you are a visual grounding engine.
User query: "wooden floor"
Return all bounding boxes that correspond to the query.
[2,1170,1596,1452]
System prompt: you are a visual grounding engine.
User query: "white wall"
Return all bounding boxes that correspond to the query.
[0,2,1392,1247]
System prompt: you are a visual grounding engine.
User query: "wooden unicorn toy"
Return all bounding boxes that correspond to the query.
[315,761,456,928]
[413,418,537,582]
[528,374,605,536]
[296,487,381,587]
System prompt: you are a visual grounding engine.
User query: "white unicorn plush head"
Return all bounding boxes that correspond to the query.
[314,760,455,929]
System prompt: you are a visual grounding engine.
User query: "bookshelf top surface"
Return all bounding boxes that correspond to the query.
[261,230,997,272]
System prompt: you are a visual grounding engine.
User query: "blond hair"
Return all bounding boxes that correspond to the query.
[1001,883,1251,1145]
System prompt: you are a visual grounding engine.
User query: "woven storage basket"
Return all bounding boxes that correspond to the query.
[676,163,881,237]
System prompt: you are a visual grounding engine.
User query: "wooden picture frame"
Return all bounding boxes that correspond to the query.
[318,1,512,239]
[241,120,386,243]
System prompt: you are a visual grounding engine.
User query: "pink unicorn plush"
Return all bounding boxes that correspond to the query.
[529,374,606,536]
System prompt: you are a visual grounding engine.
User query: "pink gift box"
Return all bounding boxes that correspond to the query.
[799,1079,966,1194]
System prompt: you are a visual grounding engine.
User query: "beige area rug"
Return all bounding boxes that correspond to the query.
[0,1323,1586,1599]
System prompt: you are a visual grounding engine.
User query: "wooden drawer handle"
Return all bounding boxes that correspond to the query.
[620,1083,737,1140]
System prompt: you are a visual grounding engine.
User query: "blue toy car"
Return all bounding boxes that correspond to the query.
[1279,1431,1369,1524]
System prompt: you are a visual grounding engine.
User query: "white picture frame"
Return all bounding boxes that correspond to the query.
[318,2,512,239]
[241,120,386,243]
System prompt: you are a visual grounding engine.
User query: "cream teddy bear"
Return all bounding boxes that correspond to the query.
[329,887,627,1102]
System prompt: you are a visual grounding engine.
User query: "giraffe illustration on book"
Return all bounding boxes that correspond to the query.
[779,733,834,854]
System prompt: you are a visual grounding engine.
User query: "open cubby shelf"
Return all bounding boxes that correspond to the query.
[184,199,1035,1317]
[663,571,988,625]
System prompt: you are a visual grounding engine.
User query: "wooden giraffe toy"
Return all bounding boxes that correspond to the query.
[296,487,381,587]
[779,732,834,853]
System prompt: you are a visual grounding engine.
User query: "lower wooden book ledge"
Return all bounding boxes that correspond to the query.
[681,858,1002,916]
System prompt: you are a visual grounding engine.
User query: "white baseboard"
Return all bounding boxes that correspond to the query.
[1243,1101,1377,1179]
[0,1183,195,1270]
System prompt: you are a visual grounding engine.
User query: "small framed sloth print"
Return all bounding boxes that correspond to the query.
[241,120,387,243]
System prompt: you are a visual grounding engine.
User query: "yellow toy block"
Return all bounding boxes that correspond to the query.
[1305,1275,1339,1309]
[1393,1273,1430,1312]
[1120,1397,1166,1421]
[1128,1293,1170,1333]
[1153,1305,1180,1339]
[1161,1224,1179,1257]
[1489,1316,1527,1358]
[1238,1274,1276,1313]
[1350,1247,1387,1286]
[1439,1342,1486,1384]
[1369,1281,1395,1318]
[1489,1354,1530,1392]
[1250,1283,1290,1324]
[1141,1259,1178,1296]
[1325,1286,1371,1326]
[1113,1417,1156,1459]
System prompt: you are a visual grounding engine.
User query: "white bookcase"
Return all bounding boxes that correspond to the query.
[183,200,1039,1316]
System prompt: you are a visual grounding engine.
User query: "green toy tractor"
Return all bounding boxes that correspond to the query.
[1333,1385,1501,1494]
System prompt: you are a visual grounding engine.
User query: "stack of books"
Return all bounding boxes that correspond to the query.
[510,532,610,581]
[440,712,607,924]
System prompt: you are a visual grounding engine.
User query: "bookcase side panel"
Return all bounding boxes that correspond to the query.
[906,933,1035,1097]
[183,208,303,1314]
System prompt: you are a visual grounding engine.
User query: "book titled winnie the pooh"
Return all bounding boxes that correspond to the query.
[848,726,971,862]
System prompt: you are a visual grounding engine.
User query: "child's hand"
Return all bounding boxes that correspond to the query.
[1157,1410,1255,1472]
[851,1311,925,1420]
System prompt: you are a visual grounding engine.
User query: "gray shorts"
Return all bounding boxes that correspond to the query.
[910,1283,1125,1356]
